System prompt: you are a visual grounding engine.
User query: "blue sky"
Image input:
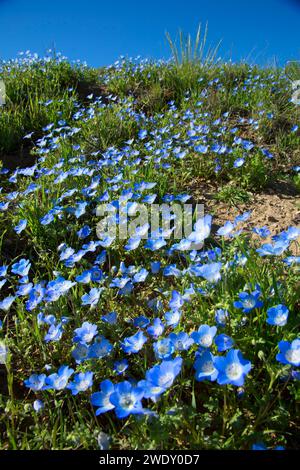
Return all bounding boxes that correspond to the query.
[0,0,299,66]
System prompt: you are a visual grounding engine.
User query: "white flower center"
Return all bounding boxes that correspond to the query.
[201,361,215,373]
[285,349,300,364]
[226,363,242,380]
[200,334,212,347]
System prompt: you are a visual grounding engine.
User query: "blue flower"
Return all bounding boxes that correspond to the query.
[253,226,271,238]
[147,318,165,338]
[73,321,98,344]
[24,373,47,391]
[0,341,8,364]
[91,379,115,416]
[110,381,146,418]
[121,331,147,354]
[234,290,263,313]
[88,337,113,358]
[81,288,101,307]
[138,357,182,401]
[276,339,300,366]
[14,219,27,235]
[217,221,235,237]
[215,309,229,327]
[0,296,15,311]
[164,310,181,327]
[33,399,44,413]
[11,258,31,277]
[192,262,222,282]
[214,334,234,352]
[169,291,184,311]
[153,338,174,360]
[102,311,118,324]
[113,359,129,375]
[67,371,93,395]
[44,323,63,343]
[77,225,91,239]
[266,304,289,326]
[256,240,289,256]
[45,365,74,390]
[194,351,218,382]
[71,342,89,363]
[191,325,217,348]
[169,332,194,351]
[215,349,252,386]
[133,316,150,328]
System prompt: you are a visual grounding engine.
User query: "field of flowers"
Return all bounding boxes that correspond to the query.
[0,48,299,450]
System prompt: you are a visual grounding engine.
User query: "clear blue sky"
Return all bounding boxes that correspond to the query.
[0,0,299,66]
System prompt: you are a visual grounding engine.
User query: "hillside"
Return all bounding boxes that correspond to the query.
[0,50,299,450]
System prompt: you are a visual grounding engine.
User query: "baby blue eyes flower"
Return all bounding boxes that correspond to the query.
[133,316,150,328]
[233,290,263,313]
[214,334,234,352]
[194,351,218,382]
[233,157,245,168]
[169,291,184,311]
[154,338,174,360]
[266,304,289,326]
[81,287,101,307]
[169,332,194,351]
[139,357,183,401]
[72,342,89,363]
[256,240,289,257]
[217,221,235,237]
[73,321,98,344]
[102,311,117,324]
[88,337,113,359]
[113,359,129,375]
[147,318,165,338]
[44,323,63,343]
[121,331,147,354]
[215,349,252,386]
[191,325,217,348]
[24,373,47,391]
[91,379,115,416]
[164,310,181,327]
[33,399,44,412]
[110,381,146,418]
[0,341,8,364]
[67,371,93,395]
[138,129,147,140]
[0,295,15,311]
[215,309,229,326]
[276,339,300,367]
[45,365,74,390]
[14,219,27,235]
[11,258,31,277]
[253,226,271,238]
[193,262,222,283]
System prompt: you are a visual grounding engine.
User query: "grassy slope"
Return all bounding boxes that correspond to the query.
[0,51,299,449]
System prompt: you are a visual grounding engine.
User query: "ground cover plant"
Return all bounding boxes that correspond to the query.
[0,39,299,450]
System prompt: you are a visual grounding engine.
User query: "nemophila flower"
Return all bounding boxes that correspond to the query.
[233,157,245,168]
[67,371,93,395]
[121,331,147,354]
[253,226,271,238]
[215,349,252,386]
[216,221,235,237]
[133,268,148,283]
[0,341,8,364]
[72,342,89,363]
[76,270,92,283]
[24,373,47,391]
[11,258,31,277]
[276,339,300,367]
[147,318,165,338]
[110,381,146,418]
[234,290,263,313]
[138,129,147,139]
[33,399,44,413]
[150,261,161,274]
[188,214,212,244]
[125,236,141,251]
[45,277,76,302]
[191,325,217,348]
[145,237,166,251]
[133,316,150,328]
[0,279,6,290]
[44,323,63,343]
[73,322,98,344]
[266,304,289,326]
[91,379,115,416]
[154,338,174,360]
[0,265,8,278]
[15,282,33,297]
[283,256,300,266]
[102,311,117,324]
[81,287,101,307]
[169,290,184,311]
[14,219,27,234]
[45,365,74,390]
[215,334,234,352]
[114,359,129,375]
[0,296,15,311]
[165,309,181,327]
[194,351,218,382]
[25,282,45,311]
[139,357,183,401]
[169,332,194,351]
[256,240,289,256]
[215,309,229,326]
[193,262,222,283]
[88,337,113,359]
[77,225,91,239]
